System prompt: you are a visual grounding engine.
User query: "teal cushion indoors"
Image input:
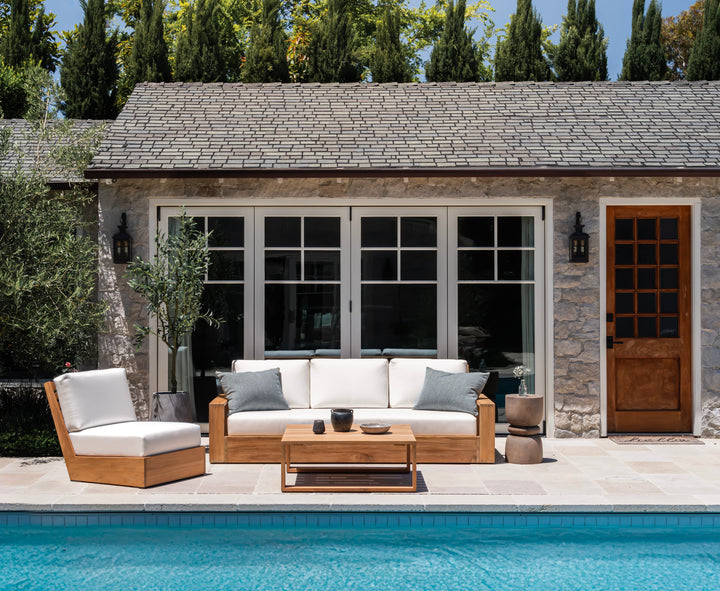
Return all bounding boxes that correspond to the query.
[413,367,490,416]
[217,368,290,415]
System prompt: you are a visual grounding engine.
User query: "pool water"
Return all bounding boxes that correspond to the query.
[2,513,720,590]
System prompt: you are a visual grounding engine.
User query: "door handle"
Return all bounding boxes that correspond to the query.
[606,336,624,349]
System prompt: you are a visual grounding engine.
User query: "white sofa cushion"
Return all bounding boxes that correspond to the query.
[227,408,476,436]
[69,421,201,457]
[232,359,310,408]
[388,358,468,408]
[310,358,389,408]
[54,368,137,432]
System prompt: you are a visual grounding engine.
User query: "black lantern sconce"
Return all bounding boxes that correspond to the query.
[569,211,589,263]
[112,213,133,264]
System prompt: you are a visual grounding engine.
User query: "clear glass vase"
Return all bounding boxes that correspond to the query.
[518,378,527,396]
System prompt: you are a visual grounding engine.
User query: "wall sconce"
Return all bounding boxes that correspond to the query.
[569,211,589,263]
[112,213,133,264]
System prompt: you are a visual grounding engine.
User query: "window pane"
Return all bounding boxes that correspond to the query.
[209,251,244,281]
[660,317,679,338]
[660,293,678,314]
[660,218,678,240]
[401,251,436,281]
[660,268,678,289]
[265,284,341,352]
[616,269,634,290]
[616,317,634,338]
[637,293,656,314]
[361,218,396,247]
[458,217,494,247]
[305,251,340,281]
[265,251,301,280]
[362,285,436,350]
[362,251,397,281]
[498,251,534,280]
[305,217,340,247]
[637,218,656,240]
[208,217,243,247]
[615,219,634,240]
[638,317,657,338]
[615,292,634,314]
[498,216,534,247]
[637,268,656,290]
[660,244,678,265]
[615,244,634,265]
[459,251,494,280]
[266,217,301,247]
[401,217,437,247]
[637,244,656,265]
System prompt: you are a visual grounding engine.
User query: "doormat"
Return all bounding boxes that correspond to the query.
[609,434,704,445]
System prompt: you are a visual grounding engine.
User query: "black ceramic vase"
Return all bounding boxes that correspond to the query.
[330,408,353,432]
[313,419,326,434]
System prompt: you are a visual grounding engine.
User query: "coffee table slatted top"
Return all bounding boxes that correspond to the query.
[281,424,416,443]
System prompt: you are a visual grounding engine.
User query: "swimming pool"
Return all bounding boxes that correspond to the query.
[2,512,720,590]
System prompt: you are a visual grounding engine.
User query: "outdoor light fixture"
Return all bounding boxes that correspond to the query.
[112,213,133,264]
[569,211,589,263]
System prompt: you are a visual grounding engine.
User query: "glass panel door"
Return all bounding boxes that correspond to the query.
[449,207,544,422]
[351,208,447,358]
[255,208,350,358]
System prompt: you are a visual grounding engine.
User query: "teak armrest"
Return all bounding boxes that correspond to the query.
[209,396,229,463]
[476,393,496,463]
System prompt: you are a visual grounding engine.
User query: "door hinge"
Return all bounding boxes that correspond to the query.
[607,313,614,322]
[349,300,352,313]
[606,336,624,349]
[541,206,545,221]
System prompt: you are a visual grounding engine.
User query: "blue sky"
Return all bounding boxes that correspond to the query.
[45,0,697,80]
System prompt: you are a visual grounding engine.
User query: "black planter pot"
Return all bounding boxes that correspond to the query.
[330,408,353,432]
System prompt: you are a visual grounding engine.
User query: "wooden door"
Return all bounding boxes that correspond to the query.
[606,206,692,433]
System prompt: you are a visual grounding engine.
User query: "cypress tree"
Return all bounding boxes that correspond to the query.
[59,0,118,119]
[687,0,720,80]
[495,0,552,82]
[370,5,412,83]
[174,0,227,82]
[0,0,32,68]
[127,0,171,88]
[307,0,361,83]
[242,0,290,83]
[30,7,58,72]
[425,0,480,82]
[554,0,608,81]
[620,0,667,80]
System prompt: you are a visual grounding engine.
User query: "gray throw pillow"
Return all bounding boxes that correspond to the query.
[413,367,490,416]
[217,368,290,414]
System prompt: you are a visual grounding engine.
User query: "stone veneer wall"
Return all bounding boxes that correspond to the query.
[97,175,720,437]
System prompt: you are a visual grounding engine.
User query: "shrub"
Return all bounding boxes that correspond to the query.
[0,384,61,457]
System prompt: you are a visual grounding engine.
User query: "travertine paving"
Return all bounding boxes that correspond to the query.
[2,437,720,513]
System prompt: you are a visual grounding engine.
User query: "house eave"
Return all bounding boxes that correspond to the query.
[84,166,720,180]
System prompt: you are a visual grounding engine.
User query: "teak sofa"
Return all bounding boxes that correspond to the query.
[209,358,496,464]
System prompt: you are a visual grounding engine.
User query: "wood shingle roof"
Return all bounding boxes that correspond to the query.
[85,81,720,178]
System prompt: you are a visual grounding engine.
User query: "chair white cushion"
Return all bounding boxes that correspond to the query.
[310,358,389,408]
[232,359,310,408]
[388,358,468,408]
[69,421,201,457]
[54,368,137,432]
[227,408,476,436]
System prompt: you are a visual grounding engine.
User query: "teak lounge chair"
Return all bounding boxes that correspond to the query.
[44,368,206,488]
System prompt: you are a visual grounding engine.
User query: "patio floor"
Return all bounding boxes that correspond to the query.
[3,436,720,514]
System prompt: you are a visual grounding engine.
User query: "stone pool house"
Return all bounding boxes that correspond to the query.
[84,80,720,439]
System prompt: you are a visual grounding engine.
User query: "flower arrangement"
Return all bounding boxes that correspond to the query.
[513,365,531,396]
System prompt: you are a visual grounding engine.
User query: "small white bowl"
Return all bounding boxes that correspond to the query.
[359,423,391,434]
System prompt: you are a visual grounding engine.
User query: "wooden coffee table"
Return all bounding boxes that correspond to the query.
[280,424,417,492]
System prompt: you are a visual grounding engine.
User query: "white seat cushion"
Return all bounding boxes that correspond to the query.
[232,359,310,408]
[69,421,201,457]
[310,358,389,408]
[54,368,137,432]
[227,408,476,436]
[388,358,468,408]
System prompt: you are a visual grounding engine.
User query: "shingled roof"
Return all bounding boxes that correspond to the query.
[85,81,720,178]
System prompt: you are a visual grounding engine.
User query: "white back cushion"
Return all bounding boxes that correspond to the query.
[54,368,137,432]
[389,358,468,407]
[232,359,310,408]
[310,358,389,408]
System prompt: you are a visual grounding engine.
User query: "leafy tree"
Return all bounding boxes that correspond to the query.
[59,0,119,119]
[0,59,28,118]
[687,0,720,80]
[620,0,666,81]
[306,0,361,82]
[0,72,106,377]
[370,4,412,82]
[554,0,607,81]
[425,0,480,82]
[174,0,228,82]
[126,0,171,88]
[242,0,289,83]
[495,0,552,82]
[0,0,32,68]
[0,0,60,73]
[126,208,219,394]
[662,1,704,80]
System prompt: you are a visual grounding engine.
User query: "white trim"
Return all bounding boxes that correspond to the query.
[544,201,555,436]
[599,197,702,437]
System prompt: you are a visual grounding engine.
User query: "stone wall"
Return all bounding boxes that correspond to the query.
[97,175,720,436]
